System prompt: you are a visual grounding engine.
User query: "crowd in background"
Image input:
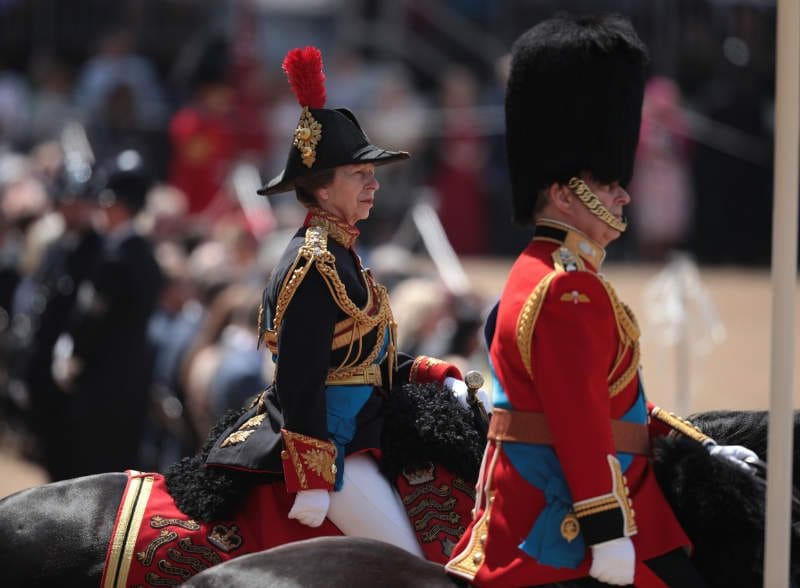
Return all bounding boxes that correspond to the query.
[0,0,783,479]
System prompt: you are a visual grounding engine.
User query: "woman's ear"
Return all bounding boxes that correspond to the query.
[315,186,329,202]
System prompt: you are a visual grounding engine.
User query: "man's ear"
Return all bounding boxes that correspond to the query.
[548,182,573,214]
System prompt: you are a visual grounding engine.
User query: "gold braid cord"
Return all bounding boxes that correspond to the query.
[516,252,641,398]
[516,271,558,379]
[597,279,641,397]
[269,226,396,382]
[568,177,628,232]
[650,406,712,445]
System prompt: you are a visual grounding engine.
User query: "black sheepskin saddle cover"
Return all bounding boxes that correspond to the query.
[652,433,800,588]
[165,382,485,523]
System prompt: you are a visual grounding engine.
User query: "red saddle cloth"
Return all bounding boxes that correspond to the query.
[101,471,342,587]
[102,465,475,586]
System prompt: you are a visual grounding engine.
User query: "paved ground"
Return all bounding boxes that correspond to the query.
[1,260,797,500]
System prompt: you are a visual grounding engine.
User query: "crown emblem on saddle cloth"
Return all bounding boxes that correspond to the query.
[208,524,243,552]
[402,462,436,485]
[294,107,322,167]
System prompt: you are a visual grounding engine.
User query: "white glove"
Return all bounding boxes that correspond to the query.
[288,489,330,527]
[444,376,493,414]
[707,443,759,473]
[589,537,635,586]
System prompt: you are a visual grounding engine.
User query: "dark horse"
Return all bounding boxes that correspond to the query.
[1,403,799,588]
[183,413,800,588]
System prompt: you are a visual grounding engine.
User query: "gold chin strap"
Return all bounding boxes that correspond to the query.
[567,177,628,232]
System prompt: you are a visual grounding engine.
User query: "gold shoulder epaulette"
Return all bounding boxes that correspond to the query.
[270,227,336,338]
[516,270,559,379]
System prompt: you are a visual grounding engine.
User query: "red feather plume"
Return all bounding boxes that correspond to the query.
[282,46,326,109]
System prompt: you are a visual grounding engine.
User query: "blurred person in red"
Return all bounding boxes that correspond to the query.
[168,35,267,219]
[429,66,488,255]
[628,77,694,261]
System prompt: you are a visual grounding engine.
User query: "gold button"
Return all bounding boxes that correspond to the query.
[479,534,487,545]
[281,450,288,460]
[331,464,338,475]
[297,127,312,140]
[472,552,483,564]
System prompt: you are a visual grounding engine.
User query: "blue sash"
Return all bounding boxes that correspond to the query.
[324,327,391,490]
[490,361,646,568]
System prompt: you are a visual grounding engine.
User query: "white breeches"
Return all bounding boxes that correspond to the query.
[327,453,424,558]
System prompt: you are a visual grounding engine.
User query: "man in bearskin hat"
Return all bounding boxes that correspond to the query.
[446,14,755,587]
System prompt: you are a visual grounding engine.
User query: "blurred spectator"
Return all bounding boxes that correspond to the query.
[484,53,530,255]
[628,77,694,261]
[16,160,103,481]
[53,149,164,477]
[28,53,78,145]
[180,282,269,441]
[168,36,264,218]
[0,65,30,148]
[390,275,485,375]
[362,66,428,245]
[73,29,167,135]
[428,66,488,255]
[145,241,203,467]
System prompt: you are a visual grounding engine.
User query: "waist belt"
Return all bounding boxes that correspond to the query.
[489,408,650,455]
[325,363,383,387]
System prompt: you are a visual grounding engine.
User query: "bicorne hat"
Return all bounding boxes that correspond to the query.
[259,47,409,196]
[505,14,648,225]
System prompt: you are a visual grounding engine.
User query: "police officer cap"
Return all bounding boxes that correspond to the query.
[94,149,153,213]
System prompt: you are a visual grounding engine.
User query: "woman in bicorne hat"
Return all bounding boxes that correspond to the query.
[204,47,485,560]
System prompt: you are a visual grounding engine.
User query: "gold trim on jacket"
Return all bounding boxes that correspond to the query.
[264,225,397,387]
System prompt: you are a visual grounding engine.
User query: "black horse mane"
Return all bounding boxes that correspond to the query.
[165,382,485,523]
[164,404,271,522]
[652,433,800,587]
[380,382,485,485]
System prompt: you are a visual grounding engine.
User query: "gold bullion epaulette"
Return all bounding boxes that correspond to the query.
[269,226,336,340]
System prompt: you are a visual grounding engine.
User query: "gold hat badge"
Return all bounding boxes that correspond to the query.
[294,107,322,168]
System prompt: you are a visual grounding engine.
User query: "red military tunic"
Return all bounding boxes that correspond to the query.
[447,220,690,587]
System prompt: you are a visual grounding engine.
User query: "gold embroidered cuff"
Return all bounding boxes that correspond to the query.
[409,355,463,384]
[280,429,337,492]
[573,454,637,544]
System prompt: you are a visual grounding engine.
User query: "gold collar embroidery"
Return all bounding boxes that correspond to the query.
[533,219,606,270]
[304,207,360,249]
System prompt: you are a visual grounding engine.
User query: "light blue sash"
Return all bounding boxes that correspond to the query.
[491,361,646,568]
[324,327,391,490]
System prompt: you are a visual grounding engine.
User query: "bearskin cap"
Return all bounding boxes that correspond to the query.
[505,13,648,225]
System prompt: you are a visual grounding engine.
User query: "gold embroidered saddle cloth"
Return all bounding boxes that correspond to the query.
[101,470,342,587]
